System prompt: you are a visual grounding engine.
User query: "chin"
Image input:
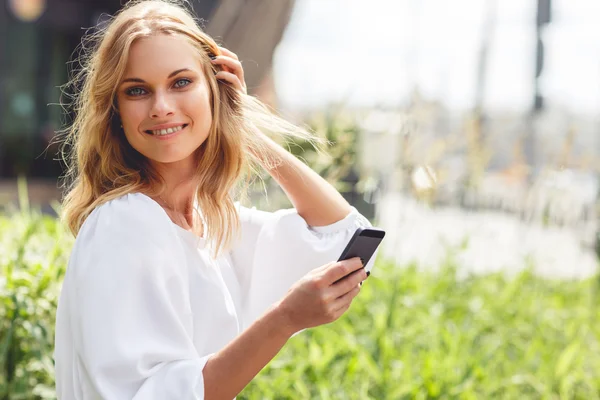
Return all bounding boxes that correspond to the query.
[148,150,198,165]
[129,133,208,167]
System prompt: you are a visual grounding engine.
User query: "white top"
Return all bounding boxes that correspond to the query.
[54,192,374,399]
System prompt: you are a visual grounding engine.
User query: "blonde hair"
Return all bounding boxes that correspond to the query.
[59,0,319,257]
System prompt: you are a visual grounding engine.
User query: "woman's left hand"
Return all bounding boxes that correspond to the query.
[212,46,247,94]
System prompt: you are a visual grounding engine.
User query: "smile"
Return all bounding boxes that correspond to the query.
[145,124,187,136]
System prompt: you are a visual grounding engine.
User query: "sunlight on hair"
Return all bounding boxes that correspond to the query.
[57,0,324,257]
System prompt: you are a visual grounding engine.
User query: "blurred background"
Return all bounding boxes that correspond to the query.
[2,0,600,398]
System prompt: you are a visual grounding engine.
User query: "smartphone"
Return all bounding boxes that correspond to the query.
[337,227,386,271]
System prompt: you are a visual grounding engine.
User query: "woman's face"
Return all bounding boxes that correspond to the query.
[116,34,213,167]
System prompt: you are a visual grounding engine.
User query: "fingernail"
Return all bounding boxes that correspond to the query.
[366,271,371,278]
[359,257,365,266]
[359,282,363,287]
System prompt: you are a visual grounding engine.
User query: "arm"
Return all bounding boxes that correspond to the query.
[212,47,352,227]
[202,304,292,399]
[204,258,367,400]
[261,134,353,227]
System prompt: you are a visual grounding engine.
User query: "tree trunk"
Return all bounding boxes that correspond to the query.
[205,0,296,106]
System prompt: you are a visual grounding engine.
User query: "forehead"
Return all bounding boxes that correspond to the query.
[124,34,202,77]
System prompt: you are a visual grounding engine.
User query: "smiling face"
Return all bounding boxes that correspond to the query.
[116,34,213,168]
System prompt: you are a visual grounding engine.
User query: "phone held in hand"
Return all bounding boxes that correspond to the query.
[337,227,386,271]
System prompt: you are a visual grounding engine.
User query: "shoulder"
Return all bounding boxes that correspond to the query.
[234,202,295,226]
[76,192,174,249]
[70,193,183,280]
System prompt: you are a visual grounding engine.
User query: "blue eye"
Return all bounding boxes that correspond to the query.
[174,78,191,88]
[126,87,147,96]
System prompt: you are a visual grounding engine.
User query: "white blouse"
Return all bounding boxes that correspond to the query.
[54,192,374,399]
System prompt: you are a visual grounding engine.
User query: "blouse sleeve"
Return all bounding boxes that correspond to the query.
[69,195,211,399]
[229,205,377,328]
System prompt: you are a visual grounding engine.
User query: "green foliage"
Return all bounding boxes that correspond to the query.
[249,110,364,211]
[240,262,600,399]
[0,208,71,399]
[248,110,378,217]
[286,111,361,194]
[1,208,600,399]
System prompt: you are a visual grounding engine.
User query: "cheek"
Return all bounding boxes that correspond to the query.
[117,106,147,153]
[183,84,212,118]
[119,101,147,130]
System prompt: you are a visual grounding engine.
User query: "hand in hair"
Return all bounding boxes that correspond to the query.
[211,46,247,95]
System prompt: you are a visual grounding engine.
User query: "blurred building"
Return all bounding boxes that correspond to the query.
[0,0,117,178]
[0,0,292,181]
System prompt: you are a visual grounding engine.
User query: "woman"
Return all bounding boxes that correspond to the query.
[54,1,374,399]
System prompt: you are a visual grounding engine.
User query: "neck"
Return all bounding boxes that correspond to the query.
[151,158,198,214]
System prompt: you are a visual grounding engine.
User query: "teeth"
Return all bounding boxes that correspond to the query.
[151,125,184,136]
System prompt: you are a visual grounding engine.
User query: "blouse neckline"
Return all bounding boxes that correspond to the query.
[171,222,207,248]
[132,192,207,248]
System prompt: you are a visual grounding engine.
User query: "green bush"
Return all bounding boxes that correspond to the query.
[240,261,600,399]
[0,208,70,399]
[1,208,600,399]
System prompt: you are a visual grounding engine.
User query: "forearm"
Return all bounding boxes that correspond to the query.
[202,303,294,400]
[261,135,352,227]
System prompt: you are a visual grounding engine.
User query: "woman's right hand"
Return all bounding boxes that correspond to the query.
[276,257,368,335]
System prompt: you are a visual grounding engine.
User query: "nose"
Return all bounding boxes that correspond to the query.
[149,90,175,119]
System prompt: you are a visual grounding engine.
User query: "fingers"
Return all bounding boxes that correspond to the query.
[211,56,244,82]
[329,302,351,322]
[214,71,246,93]
[218,46,238,60]
[324,257,364,284]
[330,267,367,298]
[331,285,360,313]
[212,46,246,94]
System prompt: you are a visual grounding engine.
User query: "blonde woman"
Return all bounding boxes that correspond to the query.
[54,1,374,399]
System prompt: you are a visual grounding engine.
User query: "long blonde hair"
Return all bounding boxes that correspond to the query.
[60,0,319,257]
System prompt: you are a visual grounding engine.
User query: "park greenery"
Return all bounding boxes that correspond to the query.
[1,202,600,399]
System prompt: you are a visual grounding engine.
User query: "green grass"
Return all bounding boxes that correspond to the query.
[239,260,600,400]
[1,208,599,399]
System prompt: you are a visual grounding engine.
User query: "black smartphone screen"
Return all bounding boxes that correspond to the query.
[337,227,385,267]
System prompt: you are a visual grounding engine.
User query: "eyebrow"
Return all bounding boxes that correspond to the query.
[121,68,192,84]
